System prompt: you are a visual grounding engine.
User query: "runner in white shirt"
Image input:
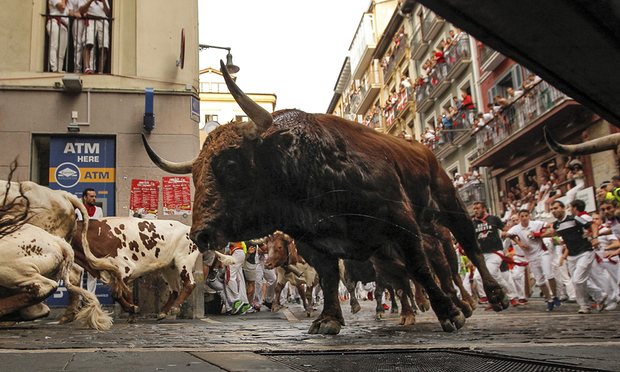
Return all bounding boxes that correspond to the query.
[508,209,561,311]
[75,188,103,294]
[591,212,619,310]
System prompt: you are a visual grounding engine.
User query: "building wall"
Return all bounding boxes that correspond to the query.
[0,0,198,92]
[588,119,617,187]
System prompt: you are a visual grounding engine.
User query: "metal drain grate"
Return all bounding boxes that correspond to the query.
[262,350,606,372]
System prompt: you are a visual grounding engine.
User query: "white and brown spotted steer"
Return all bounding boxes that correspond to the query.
[67,217,201,320]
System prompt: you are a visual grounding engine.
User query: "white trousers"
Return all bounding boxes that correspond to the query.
[473,253,518,299]
[253,259,276,304]
[46,20,68,72]
[223,250,248,310]
[567,251,605,308]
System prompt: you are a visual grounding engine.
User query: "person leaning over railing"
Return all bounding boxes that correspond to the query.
[46,0,69,72]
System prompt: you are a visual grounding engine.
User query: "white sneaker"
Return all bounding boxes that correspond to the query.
[577,307,592,314]
[605,302,617,311]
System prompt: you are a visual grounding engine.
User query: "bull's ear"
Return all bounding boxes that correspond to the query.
[262,129,294,148]
[287,240,300,265]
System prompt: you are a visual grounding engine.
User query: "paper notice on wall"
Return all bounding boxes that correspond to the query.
[130,179,160,219]
[162,176,192,216]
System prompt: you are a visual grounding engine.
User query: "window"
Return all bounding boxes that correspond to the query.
[43,0,114,74]
[235,115,248,122]
[487,66,523,103]
[205,114,219,123]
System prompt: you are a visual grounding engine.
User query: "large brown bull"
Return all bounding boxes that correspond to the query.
[142,61,508,335]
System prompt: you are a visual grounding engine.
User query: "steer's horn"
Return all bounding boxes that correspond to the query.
[220,60,273,136]
[141,134,194,174]
[544,126,620,155]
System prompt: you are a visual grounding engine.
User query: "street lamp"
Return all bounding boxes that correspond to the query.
[198,44,240,74]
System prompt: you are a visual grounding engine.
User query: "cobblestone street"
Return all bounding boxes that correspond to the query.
[0,298,618,371]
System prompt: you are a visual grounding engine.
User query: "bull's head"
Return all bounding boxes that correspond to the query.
[544,126,620,155]
[264,230,299,269]
[142,60,274,251]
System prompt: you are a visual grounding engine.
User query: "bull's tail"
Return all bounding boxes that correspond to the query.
[59,241,113,331]
[64,192,132,298]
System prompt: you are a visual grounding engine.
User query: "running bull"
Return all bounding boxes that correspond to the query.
[142,61,508,335]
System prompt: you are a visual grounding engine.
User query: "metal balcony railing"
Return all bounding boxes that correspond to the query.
[478,44,495,66]
[414,34,471,113]
[458,182,486,205]
[382,34,408,80]
[410,27,428,60]
[43,14,113,74]
[472,81,568,159]
[362,111,382,130]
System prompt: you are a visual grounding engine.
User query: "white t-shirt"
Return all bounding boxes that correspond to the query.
[75,205,104,221]
[48,0,68,17]
[87,0,109,18]
[508,220,547,259]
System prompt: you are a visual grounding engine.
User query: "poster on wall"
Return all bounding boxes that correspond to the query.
[130,179,160,219]
[162,176,192,215]
[47,136,116,307]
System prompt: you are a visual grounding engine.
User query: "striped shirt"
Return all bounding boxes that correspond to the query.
[552,214,592,256]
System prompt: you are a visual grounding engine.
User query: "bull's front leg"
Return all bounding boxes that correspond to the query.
[308,258,344,335]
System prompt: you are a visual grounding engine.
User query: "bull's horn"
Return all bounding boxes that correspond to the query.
[141,134,194,174]
[544,126,620,155]
[220,60,273,135]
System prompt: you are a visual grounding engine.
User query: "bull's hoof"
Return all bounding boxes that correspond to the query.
[126,315,137,324]
[308,318,342,335]
[416,297,430,312]
[271,304,283,312]
[459,302,474,318]
[439,309,466,332]
[390,306,399,314]
[156,312,167,321]
[490,295,510,312]
[399,313,416,326]
[351,302,361,314]
[58,314,75,324]
[440,319,457,332]
[306,311,313,318]
[169,306,180,316]
[375,311,384,321]
[129,305,140,314]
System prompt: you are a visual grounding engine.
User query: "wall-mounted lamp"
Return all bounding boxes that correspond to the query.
[198,44,240,74]
[62,74,82,94]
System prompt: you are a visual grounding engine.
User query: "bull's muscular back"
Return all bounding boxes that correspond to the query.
[261,110,443,214]
[0,181,78,241]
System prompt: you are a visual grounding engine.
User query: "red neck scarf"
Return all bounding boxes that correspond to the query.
[85,204,97,217]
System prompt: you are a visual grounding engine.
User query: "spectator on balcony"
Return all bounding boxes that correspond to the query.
[460,90,476,125]
[81,0,111,74]
[482,103,496,122]
[46,0,69,72]
[453,96,462,112]
[422,126,437,149]
[68,0,86,73]
[400,75,412,96]
[453,173,465,189]
[522,73,542,91]
[441,112,454,143]
[494,95,510,109]
[434,43,447,77]
[506,87,524,102]
[565,159,586,203]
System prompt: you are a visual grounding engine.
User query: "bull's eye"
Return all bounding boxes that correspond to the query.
[212,156,244,189]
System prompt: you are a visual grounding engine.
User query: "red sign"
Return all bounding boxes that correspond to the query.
[130,179,160,218]
[162,176,192,215]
